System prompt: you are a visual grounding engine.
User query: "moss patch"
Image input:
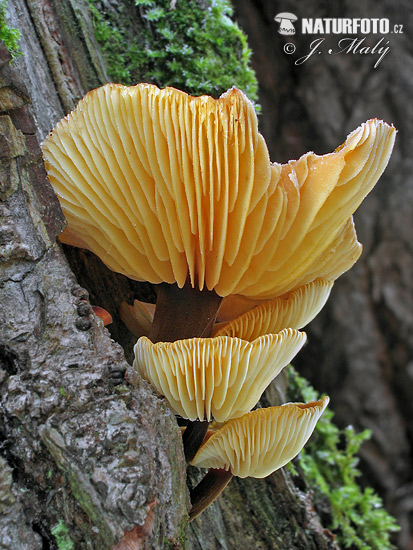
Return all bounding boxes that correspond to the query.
[0,0,22,59]
[86,0,259,108]
[286,366,400,549]
[51,520,75,550]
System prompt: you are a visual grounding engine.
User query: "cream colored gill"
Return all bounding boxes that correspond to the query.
[191,396,329,478]
[134,330,306,422]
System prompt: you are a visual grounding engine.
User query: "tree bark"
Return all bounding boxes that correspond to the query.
[0,11,188,548]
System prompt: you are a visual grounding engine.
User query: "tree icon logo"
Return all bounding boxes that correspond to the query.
[274,13,298,35]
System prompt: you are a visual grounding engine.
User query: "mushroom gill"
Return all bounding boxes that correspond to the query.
[134,330,306,422]
[213,279,333,341]
[42,84,396,300]
[191,396,330,478]
[188,396,330,521]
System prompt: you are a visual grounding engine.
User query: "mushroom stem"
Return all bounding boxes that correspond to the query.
[148,280,222,460]
[149,281,222,343]
[189,468,233,522]
[182,420,209,463]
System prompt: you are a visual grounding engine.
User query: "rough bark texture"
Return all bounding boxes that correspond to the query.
[0,26,188,550]
[232,1,412,548]
[188,467,338,550]
[1,0,411,549]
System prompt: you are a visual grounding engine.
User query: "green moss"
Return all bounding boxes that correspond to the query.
[163,524,188,550]
[86,0,259,109]
[286,367,400,549]
[0,0,22,59]
[51,520,75,550]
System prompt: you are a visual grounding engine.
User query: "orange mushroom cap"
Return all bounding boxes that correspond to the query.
[42,84,395,299]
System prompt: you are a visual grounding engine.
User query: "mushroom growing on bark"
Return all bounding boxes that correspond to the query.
[42,83,396,520]
[189,396,330,520]
[134,329,306,461]
[42,84,395,302]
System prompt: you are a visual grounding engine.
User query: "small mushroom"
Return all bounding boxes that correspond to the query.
[189,396,329,520]
[213,279,333,341]
[274,12,297,35]
[91,305,113,326]
[120,300,155,337]
[134,329,306,423]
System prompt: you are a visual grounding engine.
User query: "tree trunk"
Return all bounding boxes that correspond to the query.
[232,1,412,548]
[1,3,189,548]
[1,0,410,549]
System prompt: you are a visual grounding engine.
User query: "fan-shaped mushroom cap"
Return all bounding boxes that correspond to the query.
[216,215,360,323]
[213,279,333,341]
[227,121,395,299]
[42,83,269,292]
[134,330,306,422]
[42,82,395,299]
[191,396,329,478]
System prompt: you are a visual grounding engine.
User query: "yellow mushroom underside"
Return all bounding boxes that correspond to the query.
[191,396,329,478]
[214,279,333,340]
[42,83,395,298]
[134,330,306,422]
[216,216,361,322]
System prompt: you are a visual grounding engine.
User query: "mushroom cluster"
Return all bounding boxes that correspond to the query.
[42,83,396,521]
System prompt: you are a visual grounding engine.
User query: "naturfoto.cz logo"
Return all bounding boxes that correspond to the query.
[275,14,403,68]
